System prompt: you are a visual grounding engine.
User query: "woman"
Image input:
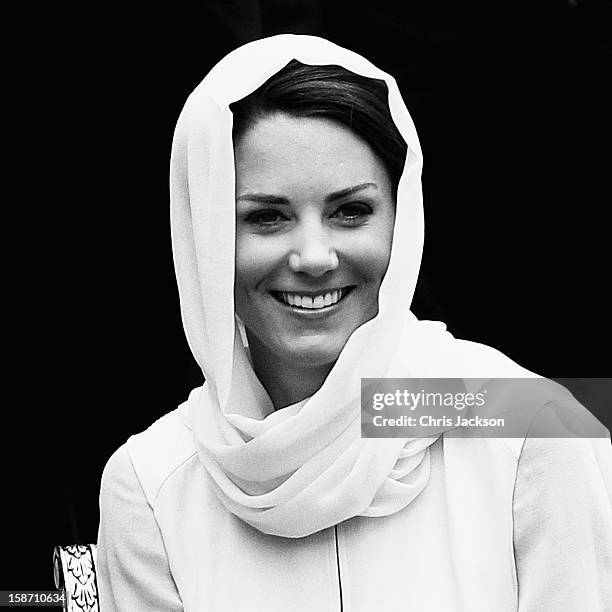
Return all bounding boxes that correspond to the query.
[97,35,612,610]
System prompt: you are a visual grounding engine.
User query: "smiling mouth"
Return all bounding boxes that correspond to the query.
[270,287,355,310]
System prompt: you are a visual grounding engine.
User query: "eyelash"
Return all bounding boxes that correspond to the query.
[244,203,373,228]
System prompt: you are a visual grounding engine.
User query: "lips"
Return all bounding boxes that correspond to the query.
[270,287,355,310]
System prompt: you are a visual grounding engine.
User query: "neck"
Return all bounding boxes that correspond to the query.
[246,331,334,410]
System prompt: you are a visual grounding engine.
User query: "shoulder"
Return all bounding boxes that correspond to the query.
[511,403,612,608]
[513,399,612,541]
[472,378,610,461]
[98,427,186,610]
[517,397,611,471]
[100,443,134,496]
[445,381,612,485]
[101,407,197,509]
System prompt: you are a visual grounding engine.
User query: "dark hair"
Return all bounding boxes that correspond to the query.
[230,60,407,193]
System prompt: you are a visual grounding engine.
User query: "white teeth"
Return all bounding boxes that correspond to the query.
[277,288,349,309]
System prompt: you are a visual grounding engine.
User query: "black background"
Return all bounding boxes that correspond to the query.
[3,0,611,594]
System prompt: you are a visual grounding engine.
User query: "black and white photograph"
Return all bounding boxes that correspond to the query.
[3,2,611,610]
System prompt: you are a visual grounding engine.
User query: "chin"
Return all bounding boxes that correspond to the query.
[277,334,347,368]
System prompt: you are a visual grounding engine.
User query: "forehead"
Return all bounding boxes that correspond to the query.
[233,113,390,196]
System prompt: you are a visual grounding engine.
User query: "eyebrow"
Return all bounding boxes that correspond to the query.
[236,182,377,205]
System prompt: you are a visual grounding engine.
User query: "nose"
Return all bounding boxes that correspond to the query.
[288,223,339,277]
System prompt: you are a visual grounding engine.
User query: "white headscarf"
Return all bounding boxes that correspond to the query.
[170,34,533,538]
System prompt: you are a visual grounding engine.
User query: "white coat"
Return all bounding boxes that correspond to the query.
[98,399,612,611]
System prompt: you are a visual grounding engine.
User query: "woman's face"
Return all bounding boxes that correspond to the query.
[234,112,396,368]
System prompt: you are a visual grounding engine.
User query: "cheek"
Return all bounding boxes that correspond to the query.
[234,232,285,293]
[345,219,395,284]
[363,242,393,285]
[374,210,396,278]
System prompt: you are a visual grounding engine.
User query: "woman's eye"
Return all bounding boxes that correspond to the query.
[245,209,288,226]
[333,203,373,225]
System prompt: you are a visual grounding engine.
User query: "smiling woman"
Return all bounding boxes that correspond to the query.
[230,60,404,408]
[96,35,612,611]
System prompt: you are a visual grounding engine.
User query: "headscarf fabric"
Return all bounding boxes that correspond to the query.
[170,34,533,538]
